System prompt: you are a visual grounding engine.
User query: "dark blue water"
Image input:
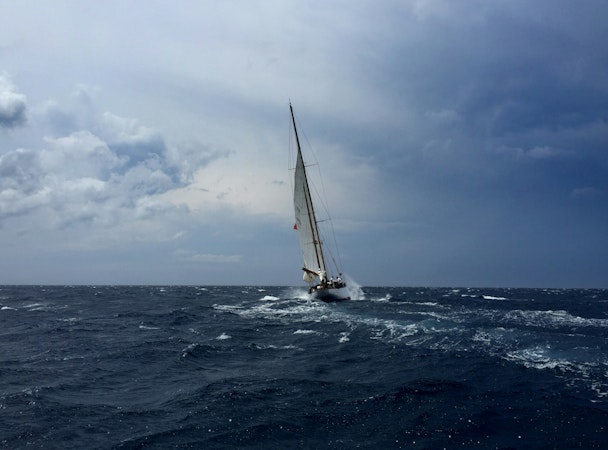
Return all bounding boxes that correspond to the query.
[1,285,607,448]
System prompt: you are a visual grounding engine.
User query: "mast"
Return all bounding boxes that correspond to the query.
[290,103,326,276]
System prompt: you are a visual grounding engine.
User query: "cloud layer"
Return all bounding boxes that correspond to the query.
[1,1,607,287]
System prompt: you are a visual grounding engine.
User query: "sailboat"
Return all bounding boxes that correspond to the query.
[290,103,350,302]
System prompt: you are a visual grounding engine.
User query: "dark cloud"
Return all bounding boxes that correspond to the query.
[356,2,608,181]
[364,2,608,140]
[320,1,608,286]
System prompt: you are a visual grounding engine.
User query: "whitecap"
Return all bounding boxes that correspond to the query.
[503,346,587,374]
[372,294,391,302]
[339,332,350,343]
[482,295,508,300]
[293,329,318,335]
[260,295,280,301]
[591,381,608,398]
[181,343,199,358]
[257,344,301,350]
[216,332,231,340]
[504,309,608,329]
[1,306,16,310]
[23,302,45,309]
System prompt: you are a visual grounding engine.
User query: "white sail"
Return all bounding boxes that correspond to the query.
[293,141,325,281]
[291,104,325,281]
[290,103,348,301]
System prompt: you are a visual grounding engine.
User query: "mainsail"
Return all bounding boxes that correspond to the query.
[291,103,326,283]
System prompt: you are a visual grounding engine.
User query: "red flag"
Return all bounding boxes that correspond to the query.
[293,223,298,230]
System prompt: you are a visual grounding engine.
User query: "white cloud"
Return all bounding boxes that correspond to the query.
[411,0,453,21]
[42,131,126,178]
[174,249,242,263]
[571,187,601,200]
[495,145,570,161]
[0,83,222,248]
[0,73,27,128]
[526,146,569,160]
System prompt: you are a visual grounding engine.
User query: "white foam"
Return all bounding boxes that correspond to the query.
[459,294,508,300]
[503,346,595,376]
[256,344,301,350]
[504,309,608,329]
[213,303,244,312]
[293,329,318,335]
[181,343,199,358]
[216,332,231,340]
[372,294,391,302]
[213,299,329,327]
[591,381,608,398]
[283,287,312,301]
[23,302,44,309]
[370,320,422,341]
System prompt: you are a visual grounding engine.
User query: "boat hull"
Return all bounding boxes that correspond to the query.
[311,286,350,302]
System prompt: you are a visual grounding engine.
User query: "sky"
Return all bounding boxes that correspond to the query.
[0,0,607,288]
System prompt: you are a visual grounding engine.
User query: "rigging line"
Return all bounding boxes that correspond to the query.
[305,163,343,273]
[288,115,295,194]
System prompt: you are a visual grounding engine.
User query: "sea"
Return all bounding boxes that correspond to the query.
[1,284,607,449]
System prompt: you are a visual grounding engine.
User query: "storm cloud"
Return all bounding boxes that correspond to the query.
[0,0,606,287]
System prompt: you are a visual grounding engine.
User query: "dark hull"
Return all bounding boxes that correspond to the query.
[312,287,350,303]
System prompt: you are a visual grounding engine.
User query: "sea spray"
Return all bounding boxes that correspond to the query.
[344,274,366,300]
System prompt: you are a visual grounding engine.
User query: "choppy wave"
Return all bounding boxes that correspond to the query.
[1,285,607,449]
[210,287,608,403]
[503,309,608,329]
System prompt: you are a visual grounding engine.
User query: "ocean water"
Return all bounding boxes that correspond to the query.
[1,285,607,449]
